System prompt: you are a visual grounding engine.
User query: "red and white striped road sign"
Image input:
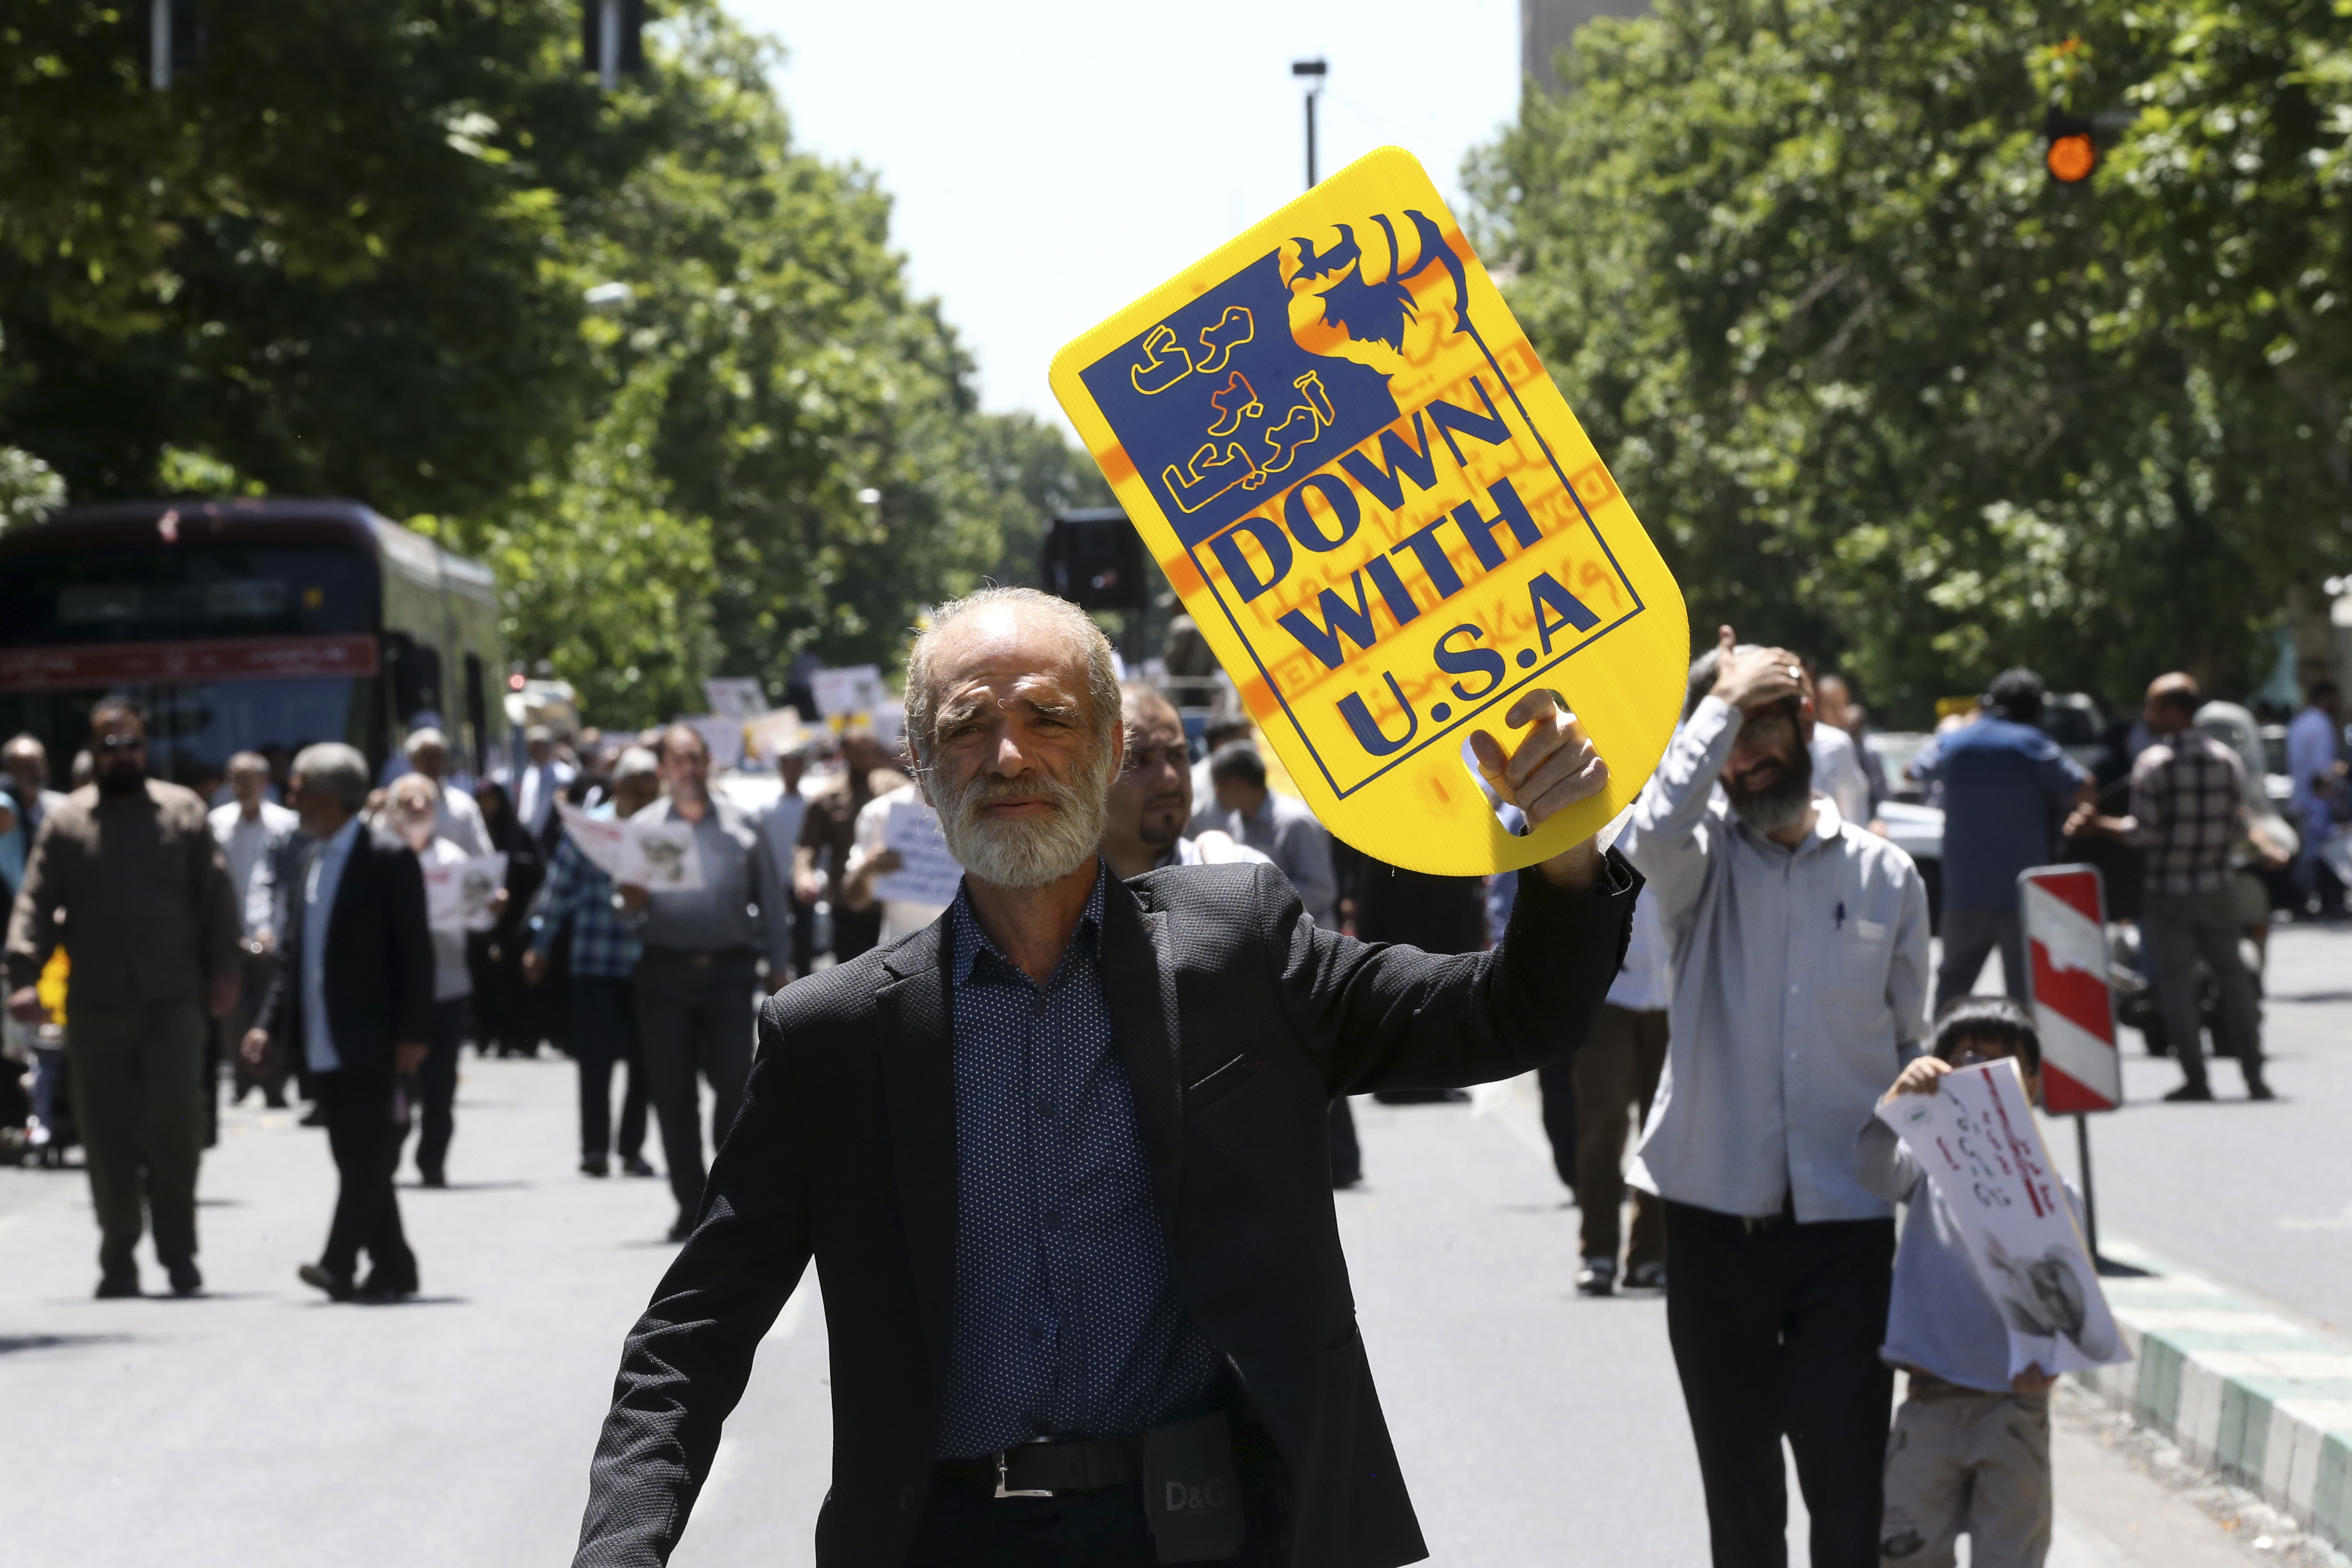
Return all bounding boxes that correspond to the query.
[2019,865,2122,1113]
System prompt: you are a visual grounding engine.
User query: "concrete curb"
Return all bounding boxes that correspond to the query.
[2073,1238,2352,1552]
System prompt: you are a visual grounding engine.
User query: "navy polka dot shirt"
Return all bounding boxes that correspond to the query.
[933,863,1224,1458]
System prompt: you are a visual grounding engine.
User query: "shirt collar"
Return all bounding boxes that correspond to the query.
[326,814,364,855]
[948,857,1107,987]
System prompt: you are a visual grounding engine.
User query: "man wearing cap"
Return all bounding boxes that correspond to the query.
[510,724,579,847]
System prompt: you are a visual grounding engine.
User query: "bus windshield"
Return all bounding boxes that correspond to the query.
[0,542,382,793]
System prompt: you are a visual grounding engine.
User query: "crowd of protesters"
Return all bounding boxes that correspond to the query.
[3,620,2346,1567]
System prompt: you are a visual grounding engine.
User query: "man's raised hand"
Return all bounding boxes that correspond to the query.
[1707,624,1806,715]
[1468,688,1610,889]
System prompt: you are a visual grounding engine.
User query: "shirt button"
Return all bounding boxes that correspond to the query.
[1031,993,1048,1018]
[1037,1097,1054,1118]
[899,1483,920,1513]
[1043,1212,1062,1231]
[1030,1325,1047,1343]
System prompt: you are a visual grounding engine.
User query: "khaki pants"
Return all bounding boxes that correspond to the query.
[66,999,208,1277]
[1573,1004,1668,1269]
[1881,1375,2051,1567]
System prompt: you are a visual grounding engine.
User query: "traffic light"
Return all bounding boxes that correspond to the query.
[2044,108,2098,184]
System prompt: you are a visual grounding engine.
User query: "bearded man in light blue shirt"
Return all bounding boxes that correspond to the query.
[1621,626,1931,1568]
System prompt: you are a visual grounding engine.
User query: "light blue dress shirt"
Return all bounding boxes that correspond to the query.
[1621,696,1932,1222]
[301,816,364,1074]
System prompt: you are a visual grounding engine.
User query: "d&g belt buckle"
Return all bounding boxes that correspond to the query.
[994,1446,1054,1499]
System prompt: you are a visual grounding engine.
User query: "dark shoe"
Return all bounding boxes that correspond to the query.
[2247,1079,2277,1102]
[667,1212,696,1243]
[95,1269,141,1300]
[417,1168,448,1189]
[164,1257,203,1298]
[298,1262,355,1302]
[262,1090,289,1109]
[621,1154,656,1178]
[2163,1082,2215,1103]
[581,1155,610,1178]
[356,1268,418,1302]
[299,1103,328,1127]
[1623,1261,1668,1291]
[1576,1257,1617,1297]
[1330,1169,1363,1191]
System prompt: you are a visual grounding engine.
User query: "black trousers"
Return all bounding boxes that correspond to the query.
[573,972,649,1161]
[1535,1056,1578,1190]
[1663,1200,1895,1568]
[634,951,757,1214]
[315,1068,414,1282]
[409,997,465,1179]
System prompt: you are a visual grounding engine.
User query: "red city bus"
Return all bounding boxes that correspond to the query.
[0,497,510,791]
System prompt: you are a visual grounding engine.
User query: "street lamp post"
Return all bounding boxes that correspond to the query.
[1292,58,1327,191]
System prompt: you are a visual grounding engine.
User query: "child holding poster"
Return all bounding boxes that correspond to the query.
[1858,997,2083,1568]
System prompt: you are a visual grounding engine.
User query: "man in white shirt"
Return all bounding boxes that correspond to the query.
[398,727,489,854]
[2288,680,2344,917]
[758,746,811,977]
[1621,626,1931,1568]
[510,724,578,844]
[1808,720,1876,831]
[840,778,954,946]
[209,752,300,1108]
[1198,741,1338,927]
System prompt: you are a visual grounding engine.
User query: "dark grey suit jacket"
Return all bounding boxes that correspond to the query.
[575,853,1638,1567]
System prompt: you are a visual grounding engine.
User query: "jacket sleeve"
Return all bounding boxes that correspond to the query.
[192,814,242,986]
[388,843,434,1045]
[4,814,66,991]
[1264,849,1640,1095]
[575,998,813,1567]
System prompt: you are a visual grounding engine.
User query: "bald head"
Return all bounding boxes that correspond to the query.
[2145,672,2201,733]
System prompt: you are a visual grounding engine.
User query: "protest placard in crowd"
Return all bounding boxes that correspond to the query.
[557,803,707,892]
[1050,146,1686,874]
[811,665,886,719]
[423,852,508,932]
[874,796,962,908]
[701,677,768,719]
[1876,1059,2129,1378]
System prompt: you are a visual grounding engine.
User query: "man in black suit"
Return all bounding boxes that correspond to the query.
[574,587,1637,1568]
[242,742,432,1302]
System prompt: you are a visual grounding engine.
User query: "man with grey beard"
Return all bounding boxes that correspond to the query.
[1620,626,1930,1568]
[574,585,1639,1568]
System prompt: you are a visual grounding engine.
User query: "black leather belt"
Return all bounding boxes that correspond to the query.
[935,1436,1140,1498]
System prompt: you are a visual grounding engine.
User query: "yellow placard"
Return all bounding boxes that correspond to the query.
[1050,147,1687,874]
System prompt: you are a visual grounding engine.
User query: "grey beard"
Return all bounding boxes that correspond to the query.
[934,756,1111,890]
[1728,749,1814,836]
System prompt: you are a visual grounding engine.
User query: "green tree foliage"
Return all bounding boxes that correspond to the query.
[1473,0,2350,722]
[0,2,1105,730]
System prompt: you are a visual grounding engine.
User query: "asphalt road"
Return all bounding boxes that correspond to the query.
[2,968,2343,1565]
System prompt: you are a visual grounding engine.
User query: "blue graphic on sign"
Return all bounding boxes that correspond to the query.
[1080,212,1475,549]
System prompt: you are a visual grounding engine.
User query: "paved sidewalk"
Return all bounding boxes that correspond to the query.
[2076,1236,2352,1556]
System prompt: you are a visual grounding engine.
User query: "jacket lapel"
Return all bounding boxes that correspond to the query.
[874,921,959,1376]
[1097,877,1185,1227]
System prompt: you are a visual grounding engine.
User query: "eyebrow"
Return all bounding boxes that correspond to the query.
[938,690,1081,729]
